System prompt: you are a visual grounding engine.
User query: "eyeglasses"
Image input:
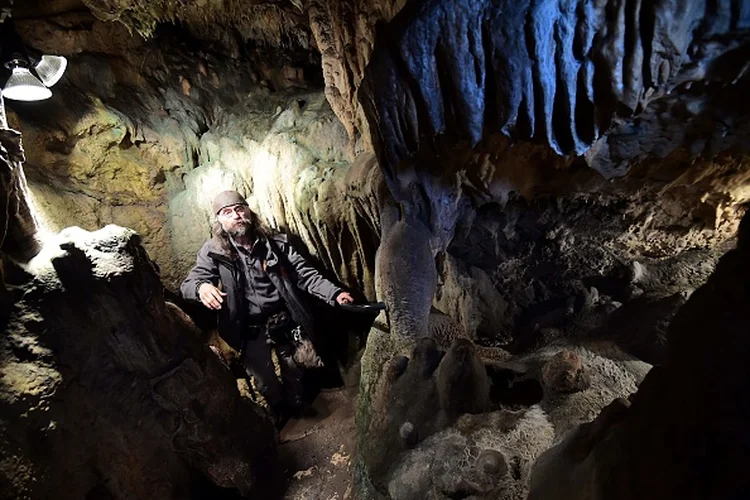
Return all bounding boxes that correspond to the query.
[218,204,248,218]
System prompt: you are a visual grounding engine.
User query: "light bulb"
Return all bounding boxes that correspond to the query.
[2,66,51,101]
[34,55,67,87]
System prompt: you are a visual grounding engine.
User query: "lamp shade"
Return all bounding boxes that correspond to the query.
[2,66,51,101]
[34,55,67,87]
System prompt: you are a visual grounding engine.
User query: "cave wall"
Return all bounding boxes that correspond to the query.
[4,1,750,499]
[527,210,750,500]
[307,0,408,146]
[348,0,750,350]
[77,0,410,147]
[354,1,750,345]
[360,0,750,182]
[436,147,750,350]
[0,225,279,499]
[10,2,750,350]
[10,12,382,296]
[350,1,750,497]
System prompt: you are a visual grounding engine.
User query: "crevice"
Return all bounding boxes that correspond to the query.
[486,365,544,407]
[573,2,586,61]
[515,95,534,139]
[481,15,500,134]
[730,0,740,31]
[552,16,575,154]
[434,38,462,141]
[119,129,134,150]
[510,456,522,480]
[638,0,656,90]
[591,35,616,138]
[622,0,644,113]
[522,2,540,141]
[575,65,597,145]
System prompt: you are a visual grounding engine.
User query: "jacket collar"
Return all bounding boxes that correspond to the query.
[207,236,281,268]
[206,238,236,265]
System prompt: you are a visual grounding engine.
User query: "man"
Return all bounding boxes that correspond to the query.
[181,190,353,423]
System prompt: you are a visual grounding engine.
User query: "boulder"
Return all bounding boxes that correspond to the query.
[0,225,278,499]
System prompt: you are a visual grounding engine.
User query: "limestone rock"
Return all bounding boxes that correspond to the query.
[0,225,278,499]
[434,252,511,342]
[535,344,649,439]
[447,171,748,358]
[542,350,590,394]
[308,0,407,142]
[361,337,444,492]
[528,211,750,500]
[360,0,750,179]
[12,11,383,296]
[168,92,382,295]
[81,0,312,53]
[427,310,467,350]
[387,407,554,500]
[477,448,507,477]
[436,339,490,421]
[375,217,437,339]
[0,130,40,265]
[356,321,650,498]
[13,2,750,350]
[16,45,381,294]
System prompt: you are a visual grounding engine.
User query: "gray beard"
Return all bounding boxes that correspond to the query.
[228,222,252,239]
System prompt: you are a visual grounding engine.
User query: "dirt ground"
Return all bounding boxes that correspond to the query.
[278,387,357,500]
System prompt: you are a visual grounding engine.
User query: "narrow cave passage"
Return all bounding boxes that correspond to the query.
[1,1,750,500]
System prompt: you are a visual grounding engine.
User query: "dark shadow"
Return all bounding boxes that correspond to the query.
[165,288,217,333]
[189,470,255,500]
[486,364,544,407]
[585,293,685,365]
[581,274,631,303]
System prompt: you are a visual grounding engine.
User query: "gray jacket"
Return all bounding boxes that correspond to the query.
[180,233,342,350]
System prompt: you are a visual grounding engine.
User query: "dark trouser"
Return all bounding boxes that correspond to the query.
[241,325,304,412]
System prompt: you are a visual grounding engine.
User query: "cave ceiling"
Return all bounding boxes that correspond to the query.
[359,0,750,197]
[11,0,750,188]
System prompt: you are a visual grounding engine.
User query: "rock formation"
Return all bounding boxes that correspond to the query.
[528,210,750,500]
[355,0,750,345]
[9,1,750,348]
[2,0,750,498]
[360,0,750,180]
[357,327,649,498]
[0,224,278,499]
[350,2,750,495]
[12,10,383,295]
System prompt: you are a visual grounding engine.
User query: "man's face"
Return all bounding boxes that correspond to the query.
[217,204,253,238]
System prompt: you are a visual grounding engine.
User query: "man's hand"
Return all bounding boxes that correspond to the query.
[336,291,354,305]
[199,283,226,310]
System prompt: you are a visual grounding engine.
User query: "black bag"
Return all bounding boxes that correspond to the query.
[262,237,325,370]
[266,310,323,369]
[289,325,323,369]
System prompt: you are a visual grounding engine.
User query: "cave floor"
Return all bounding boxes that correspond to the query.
[278,387,356,500]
